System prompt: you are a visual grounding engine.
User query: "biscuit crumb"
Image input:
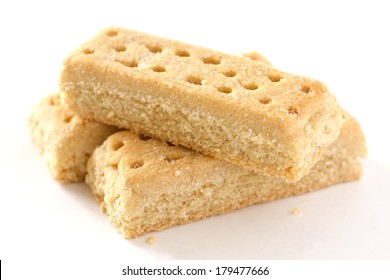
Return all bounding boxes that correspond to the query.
[290,208,301,215]
[175,170,181,176]
[146,236,157,244]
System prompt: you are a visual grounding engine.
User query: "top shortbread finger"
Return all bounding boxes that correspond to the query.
[60,27,342,181]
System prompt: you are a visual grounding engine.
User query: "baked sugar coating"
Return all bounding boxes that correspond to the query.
[86,111,366,239]
[61,27,342,182]
[29,94,118,183]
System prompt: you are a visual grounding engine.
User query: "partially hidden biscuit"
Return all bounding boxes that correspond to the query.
[86,111,366,239]
[29,94,119,183]
[61,27,343,182]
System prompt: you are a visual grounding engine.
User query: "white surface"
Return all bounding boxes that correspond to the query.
[1,0,390,267]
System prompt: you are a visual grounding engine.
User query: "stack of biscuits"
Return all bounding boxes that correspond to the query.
[29,27,367,239]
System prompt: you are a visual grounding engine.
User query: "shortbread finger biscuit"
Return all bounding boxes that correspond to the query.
[29,50,268,182]
[86,111,366,239]
[61,27,342,182]
[29,94,118,183]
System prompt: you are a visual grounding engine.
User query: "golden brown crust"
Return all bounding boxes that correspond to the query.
[86,111,366,239]
[28,94,119,183]
[61,27,342,181]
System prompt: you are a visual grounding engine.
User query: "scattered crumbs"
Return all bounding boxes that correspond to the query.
[175,170,181,176]
[290,208,301,215]
[146,236,157,244]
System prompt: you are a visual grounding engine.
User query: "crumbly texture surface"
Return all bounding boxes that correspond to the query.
[29,94,118,183]
[86,111,366,239]
[61,27,342,182]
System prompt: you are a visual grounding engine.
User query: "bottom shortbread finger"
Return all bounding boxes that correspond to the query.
[86,111,366,239]
[29,94,119,183]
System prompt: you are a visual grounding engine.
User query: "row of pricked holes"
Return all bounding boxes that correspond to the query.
[105,30,288,87]
[186,75,232,94]
[185,75,299,113]
[111,59,295,96]
[110,49,310,95]
[187,73,311,94]
[83,46,286,91]
[113,59,234,94]
[102,30,307,112]
[108,59,303,110]
[105,30,282,82]
[106,29,208,60]
[84,44,190,60]
[110,45,284,85]
[86,32,304,93]
[102,29,314,95]
[112,59,246,95]
[186,74,310,109]
[115,59,166,73]
[110,135,184,170]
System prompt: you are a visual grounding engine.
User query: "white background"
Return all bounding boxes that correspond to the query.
[0,0,389,278]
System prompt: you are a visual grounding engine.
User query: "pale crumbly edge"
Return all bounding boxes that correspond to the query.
[28,94,118,183]
[61,27,343,182]
[86,110,366,239]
